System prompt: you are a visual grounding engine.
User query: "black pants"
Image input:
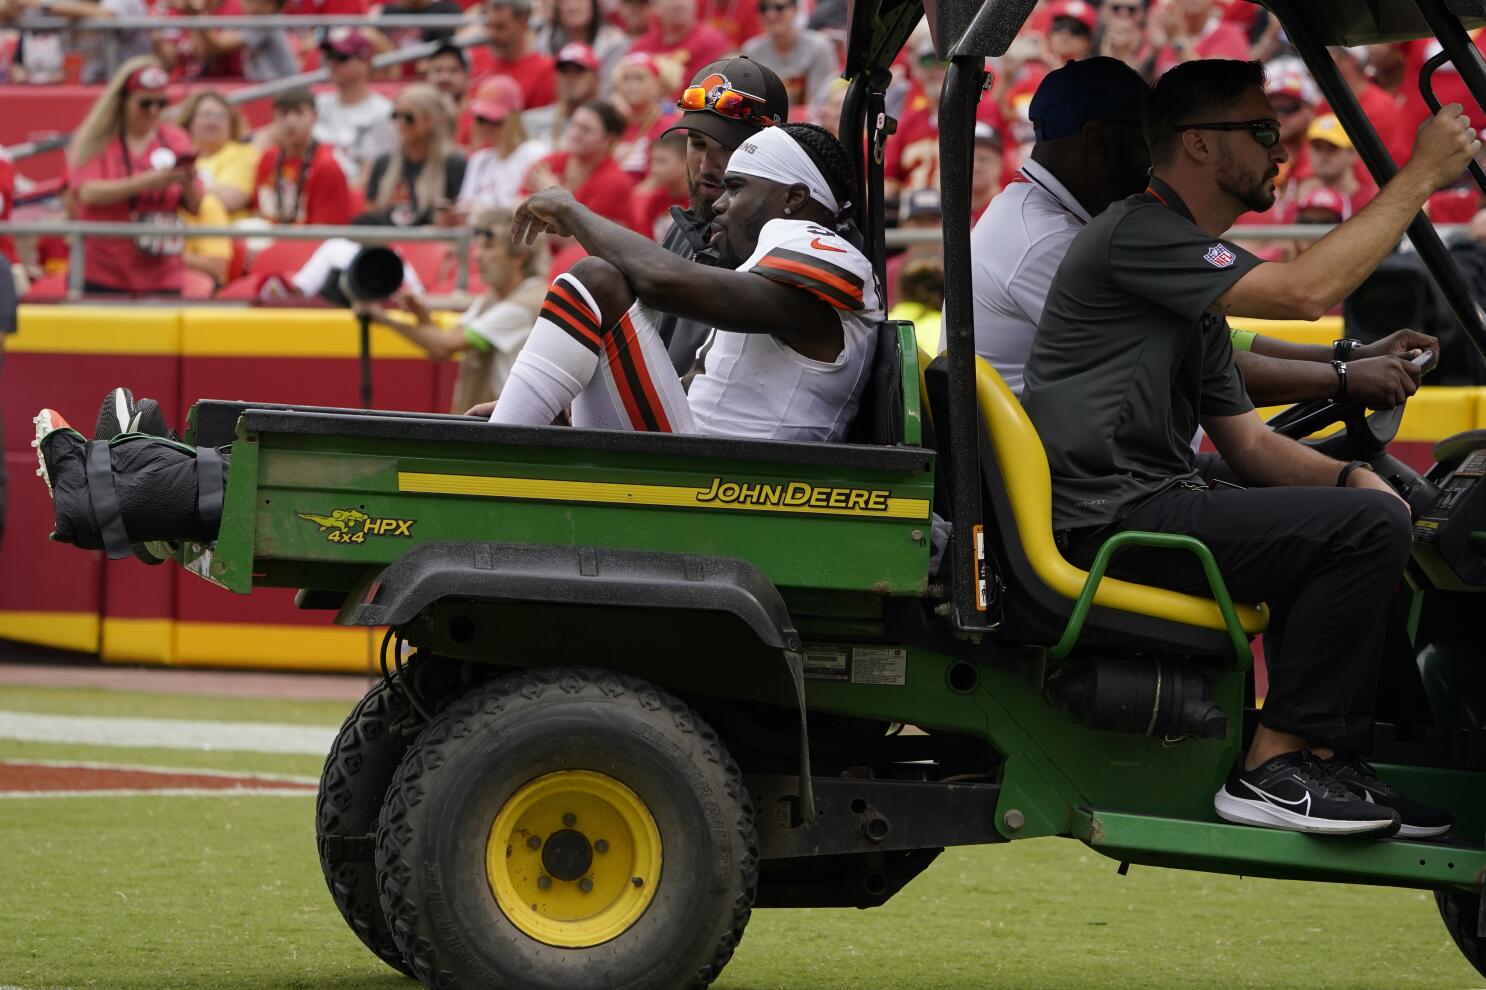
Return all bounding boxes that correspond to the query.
[1067,485,1412,752]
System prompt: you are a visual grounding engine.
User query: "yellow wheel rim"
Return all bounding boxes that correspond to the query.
[486,770,662,948]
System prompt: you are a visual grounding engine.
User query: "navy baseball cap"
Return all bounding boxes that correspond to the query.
[1028,56,1151,142]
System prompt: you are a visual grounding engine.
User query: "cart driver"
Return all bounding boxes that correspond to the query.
[972,56,1436,409]
[1023,58,1477,840]
[467,121,882,441]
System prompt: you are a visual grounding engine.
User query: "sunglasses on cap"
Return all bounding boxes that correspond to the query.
[1173,118,1282,148]
[136,96,169,110]
[677,85,777,126]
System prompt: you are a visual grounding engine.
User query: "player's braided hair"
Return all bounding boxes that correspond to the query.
[781,122,857,217]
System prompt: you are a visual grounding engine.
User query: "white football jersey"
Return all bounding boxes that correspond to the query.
[687,218,883,442]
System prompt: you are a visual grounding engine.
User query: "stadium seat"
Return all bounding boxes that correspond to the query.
[247,239,319,277]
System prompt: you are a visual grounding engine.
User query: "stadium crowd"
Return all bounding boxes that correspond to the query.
[1,0,1484,318]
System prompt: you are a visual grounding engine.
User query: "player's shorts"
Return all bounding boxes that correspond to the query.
[570,302,696,434]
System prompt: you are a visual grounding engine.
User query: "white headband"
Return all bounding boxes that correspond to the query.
[726,127,842,216]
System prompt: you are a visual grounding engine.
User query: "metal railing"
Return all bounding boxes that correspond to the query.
[12,13,474,29]
[0,218,1475,299]
[882,223,1475,245]
[0,220,473,298]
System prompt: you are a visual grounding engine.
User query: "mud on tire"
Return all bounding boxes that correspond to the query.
[375,666,759,990]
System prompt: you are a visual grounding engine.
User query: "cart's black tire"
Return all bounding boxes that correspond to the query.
[1437,889,1486,978]
[375,667,759,990]
[317,675,417,978]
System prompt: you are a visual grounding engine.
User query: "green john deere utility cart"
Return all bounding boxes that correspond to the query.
[163,0,1486,985]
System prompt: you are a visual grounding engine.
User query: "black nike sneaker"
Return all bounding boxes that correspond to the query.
[94,387,136,441]
[1214,750,1400,837]
[128,397,175,440]
[1321,755,1453,840]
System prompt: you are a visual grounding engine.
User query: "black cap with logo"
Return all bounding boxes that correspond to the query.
[661,56,791,151]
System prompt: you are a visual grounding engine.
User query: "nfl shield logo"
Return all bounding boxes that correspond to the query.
[1204,243,1237,268]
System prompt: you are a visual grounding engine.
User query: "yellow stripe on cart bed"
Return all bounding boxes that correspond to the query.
[397,472,933,520]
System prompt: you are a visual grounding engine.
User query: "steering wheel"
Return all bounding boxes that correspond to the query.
[1263,350,1433,461]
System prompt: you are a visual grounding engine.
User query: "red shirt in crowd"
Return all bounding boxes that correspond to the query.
[1153,18,1249,76]
[69,124,198,294]
[631,186,688,241]
[696,0,760,48]
[885,84,1005,190]
[469,49,557,109]
[157,0,247,79]
[527,151,638,229]
[253,143,355,225]
[281,0,367,12]
[0,158,14,265]
[628,23,732,92]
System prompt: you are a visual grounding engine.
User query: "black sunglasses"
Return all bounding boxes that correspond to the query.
[324,49,351,63]
[758,1,792,11]
[137,96,169,110]
[474,226,497,242]
[392,110,417,124]
[1173,118,1282,148]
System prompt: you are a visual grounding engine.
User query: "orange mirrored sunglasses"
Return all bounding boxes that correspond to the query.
[677,85,777,125]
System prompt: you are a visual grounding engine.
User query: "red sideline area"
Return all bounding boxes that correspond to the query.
[0,305,460,671]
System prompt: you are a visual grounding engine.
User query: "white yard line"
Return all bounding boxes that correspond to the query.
[0,710,336,755]
[0,788,315,799]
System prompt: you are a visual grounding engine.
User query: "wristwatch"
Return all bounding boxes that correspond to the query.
[1336,460,1373,487]
[1332,337,1363,362]
[1332,359,1348,400]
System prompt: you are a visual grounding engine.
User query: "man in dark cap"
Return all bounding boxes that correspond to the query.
[972,56,1435,409]
[655,55,791,375]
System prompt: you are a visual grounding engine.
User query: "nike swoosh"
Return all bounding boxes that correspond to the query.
[1240,779,1310,815]
[810,237,847,252]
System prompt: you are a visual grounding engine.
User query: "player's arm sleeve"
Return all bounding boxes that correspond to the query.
[745,224,871,313]
[1106,206,1264,324]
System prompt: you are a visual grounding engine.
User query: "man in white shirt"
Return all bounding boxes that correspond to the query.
[313,28,396,183]
[970,56,1435,410]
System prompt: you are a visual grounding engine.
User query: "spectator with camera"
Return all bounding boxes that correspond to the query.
[68,59,202,296]
[364,206,549,411]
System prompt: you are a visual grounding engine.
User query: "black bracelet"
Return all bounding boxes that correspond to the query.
[1332,337,1361,362]
[1336,460,1372,487]
[1332,359,1348,400]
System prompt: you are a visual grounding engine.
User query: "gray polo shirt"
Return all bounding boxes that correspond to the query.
[1022,177,1261,531]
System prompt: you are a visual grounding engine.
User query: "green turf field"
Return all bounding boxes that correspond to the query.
[2,680,1482,990]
